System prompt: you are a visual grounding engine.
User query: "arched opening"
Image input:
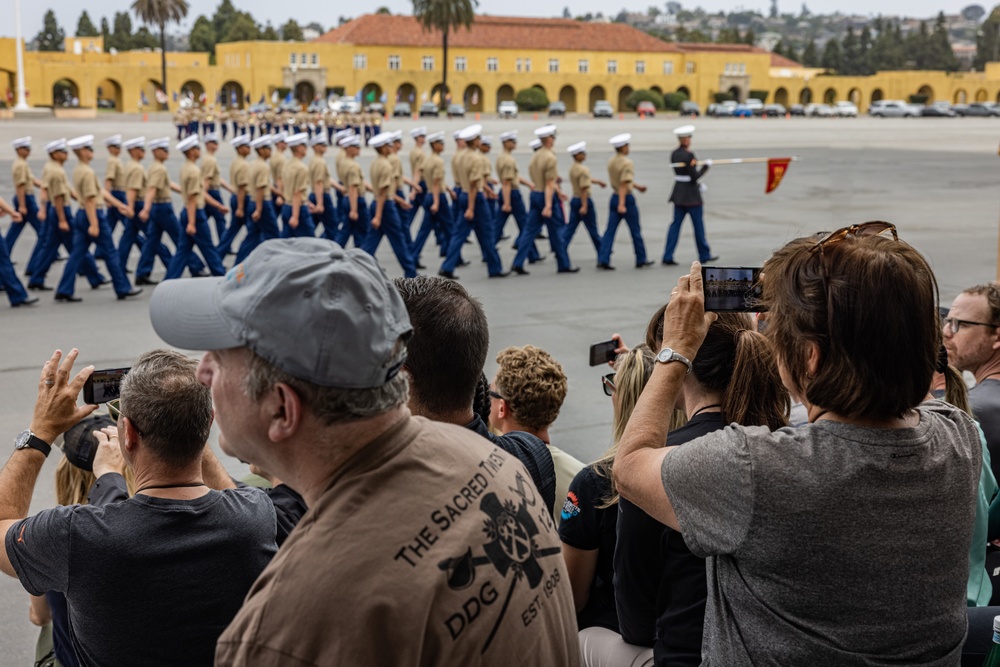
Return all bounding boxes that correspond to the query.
[464,84,483,111]
[618,85,634,111]
[142,79,167,110]
[799,88,812,104]
[589,85,606,110]
[96,78,122,111]
[180,80,205,105]
[0,68,14,106]
[676,85,691,99]
[53,78,79,107]
[954,89,967,104]
[650,85,663,95]
[727,85,742,102]
[917,85,934,103]
[497,84,515,103]
[848,88,860,105]
[559,85,577,112]
[996,91,1000,103]
[871,88,884,104]
[396,82,417,105]
[976,89,988,102]
[361,82,382,106]
[774,87,789,106]
[221,81,244,109]
[431,83,449,106]
[823,88,837,104]
[294,81,315,105]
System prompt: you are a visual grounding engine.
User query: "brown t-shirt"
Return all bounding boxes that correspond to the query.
[309,156,330,192]
[180,160,205,209]
[72,163,101,205]
[283,158,310,198]
[124,160,147,194]
[370,155,394,195]
[230,155,250,192]
[569,162,592,198]
[13,157,34,195]
[607,154,635,193]
[105,155,126,190]
[496,151,519,184]
[249,160,272,201]
[529,149,558,190]
[42,161,70,204]
[148,162,171,201]
[215,415,580,667]
[201,154,221,189]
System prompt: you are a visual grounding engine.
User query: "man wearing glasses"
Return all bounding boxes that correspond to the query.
[944,283,1000,481]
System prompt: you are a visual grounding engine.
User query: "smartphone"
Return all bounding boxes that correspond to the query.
[701,267,766,312]
[83,368,130,405]
[589,340,618,366]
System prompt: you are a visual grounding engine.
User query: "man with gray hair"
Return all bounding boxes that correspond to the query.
[149,237,579,666]
[0,348,277,665]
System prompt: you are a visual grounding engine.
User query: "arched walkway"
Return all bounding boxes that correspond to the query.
[431,83,449,106]
[954,89,967,104]
[727,85,743,102]
[976,89,988,102]
[180,80,205,104]
[96,78,122,111]
[871,88,884,104]
[774,87,788,106]
[464,84,483,111]
[497,84,515,103]
[589,85,607,110]
[799,88,812,104]
[650,85,662,96]
[559,85,577,112]
[676,86,691,99]
[917,85,934,103]
[361,82,382,106]
[823,87,837,104]
[848,88,860,105]
[295,81,315,104]
[618,85,634,111]
[53,78,79,107]
[396,82,417,105]
[221,81,244,108]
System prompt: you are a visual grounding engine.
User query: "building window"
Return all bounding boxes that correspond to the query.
[578,59,589,73]
[548,58,559,73]
[290,53,297,65]
[354,54,367,70]
[686,62,695,74]
[516,58,522,72]
[636,60,646,74]
[456,56,467,72]
[246,53,251,68]
[663,61,674,75]
[524,58,531,72]
[607,59,618,74]
[487,57,498,72]
[422,55,434,71]
[388,54,400,71]
[301,53,307,67]
[311,53,318,66]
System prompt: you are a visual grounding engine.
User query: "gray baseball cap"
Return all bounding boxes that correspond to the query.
[149,238,412,389]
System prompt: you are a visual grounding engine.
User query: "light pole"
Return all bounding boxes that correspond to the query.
[14,0,29,109]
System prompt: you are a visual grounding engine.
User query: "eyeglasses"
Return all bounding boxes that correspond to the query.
[602,373,616,397]
[944,317,999,333]
[488,389,504,401]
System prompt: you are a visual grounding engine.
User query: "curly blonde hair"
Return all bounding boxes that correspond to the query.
[494,345,568,431]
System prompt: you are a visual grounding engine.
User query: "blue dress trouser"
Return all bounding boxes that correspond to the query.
[137,203,205,279]
[334,197,371,249]
[308,192,338,241]
[411,193,452,259]
[598,194,648,267]
[206,189,228,244]
[219,194,250,254]
[280,204,317,238]
[106,191,127,232]
[370,191,412,247]
[565,197,603,254]
[0,234,28,305]
[57,210,132,297]
[441,192,504,276]
[118,203,169,271]
[663,204,713,263]
[8,194,46,275]
[29,205,104,288]
[496,190,539,261]
[512,192,572,271]
[361,201,417,278]
[236,200,278,263]
[406,180,429,228]
[164,209,227,280]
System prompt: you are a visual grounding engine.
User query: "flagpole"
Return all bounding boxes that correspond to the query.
[670,156,800,168]
[13,0,29,109]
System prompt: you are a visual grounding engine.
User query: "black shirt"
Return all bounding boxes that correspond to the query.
[558,464,619,631]
[467,415,557,515]
[614,412,726,667]
[669,147,708,207]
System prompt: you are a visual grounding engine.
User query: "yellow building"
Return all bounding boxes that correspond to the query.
[3,14,1000,114]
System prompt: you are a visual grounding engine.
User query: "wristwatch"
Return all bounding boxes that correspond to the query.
[655,348,693,374]
[14,429,52,457]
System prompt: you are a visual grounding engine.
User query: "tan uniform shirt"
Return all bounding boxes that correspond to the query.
[409,145,426,180]
[148,162,172,202]
[124,159,147,195]
[607,154,635,194]
[230,155,250,195]
[389,153,404,193]
[42,161,71,205]
[270,151,286,187]
[424,153,445,188]
[334,149,348,185]
[180,160,205,209]
[342,159,364,191]
[496,151,519,184]
[451,150,465,188]
[308,156,330,193]
[13,157,35,195]
[569,162,592,199]
[201,154,222,189]
[249,160,271,201]
[214,416,580,667]
[283,158,310,198]
[72,163,101,207]
[105,155,126,191]
[529,148,559,190]
[370,155,394,196]
[467,151,490,190]
[455,148,475,191]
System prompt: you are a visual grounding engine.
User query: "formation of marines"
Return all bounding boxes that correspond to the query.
[172,105,386,145]
[0,122,717,306]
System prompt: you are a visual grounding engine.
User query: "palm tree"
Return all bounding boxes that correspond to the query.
[131,0,189,109]
[412,0,477,110]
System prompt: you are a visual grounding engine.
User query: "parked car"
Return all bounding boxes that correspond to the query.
[393,102,411,117]
[869,100,918,117]
[498,100,518,118]
[709,100,737,117]
[763,103,787,117]
[744,98,764,116]
[733,104,754,118]
[789,104,806,116]
[548,100,567,117]
[419,102,439,117]
[679,101,701,117]
[808,103,835,117]
[959,102,1000,117]
[636,100,656,116]
[835,101,859,117]
[97,99,115,109]
[921,102,957,117]
[447,103,466,118]
[593,100,614,117]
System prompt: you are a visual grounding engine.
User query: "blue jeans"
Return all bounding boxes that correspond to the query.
[309,192,338,241]
[280,204,317,238]
[29,205,104,288]
[137,203,204,279]
[206,189,228,244]
[57,210,132,297]
[513,192,572,271]
[7,194,46,275]
[361,201,417,278]
[663,204,712,263]
[334,196,371,249]
[441,192,504,276]
[164,208,227,280]
[411,192,452,259]
[565,197,603,254]
[598,194,647,266]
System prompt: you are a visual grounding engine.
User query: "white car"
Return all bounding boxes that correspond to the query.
[498,100,518,119]
[870,100,918,118]
[835,101,859,117]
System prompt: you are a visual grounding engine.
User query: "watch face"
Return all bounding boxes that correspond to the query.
[14,429,30,449]
[657,348,675,363]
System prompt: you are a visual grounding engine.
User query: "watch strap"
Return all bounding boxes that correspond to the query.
[656,348,693,374]
[17,431,52,457]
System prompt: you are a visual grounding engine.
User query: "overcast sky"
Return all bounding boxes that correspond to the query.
[4,0,979,39]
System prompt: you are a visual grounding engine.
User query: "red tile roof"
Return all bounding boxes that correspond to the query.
[770,52,803,67]
[316,14,682,53]
[675,42,766,53]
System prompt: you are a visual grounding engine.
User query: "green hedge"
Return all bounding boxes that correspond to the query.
[515,87,549,111]
[663,91,688,111]
[749,89,769,102]
[909,94,929,104]
[713,92,736,103]
[624,89,665,111]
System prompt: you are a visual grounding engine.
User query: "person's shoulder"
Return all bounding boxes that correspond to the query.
[548,444,586,473]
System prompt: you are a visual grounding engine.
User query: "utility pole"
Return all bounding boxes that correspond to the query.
[14,0,30,109]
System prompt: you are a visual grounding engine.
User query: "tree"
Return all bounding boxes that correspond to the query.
[189,15,216,53]
[220,12,260,42]
[801,38,818,66]
[840,27,861,74]
[280,19,304,40]
[975,6,1000,69]
[929,12,959,71]
[769,0,778,19]
[132,26,160,49]
[412,0,478,111]
[212,0,238,39]
[35,10,65,52]
[108,12,134,51]
[260,22,279,40]
[821,37,841,71]
[962,4,986,22]
[515,87,548,110]
[77,11,100,37]
[375,6,392,14]
[304,21,324,34]
[743,27,756,45]
[131,0,189,106]
[666,1,683,15]
[562,6,571,18]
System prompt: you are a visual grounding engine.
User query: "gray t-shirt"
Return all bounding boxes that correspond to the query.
[970,378,1000,483]
[662,399,980,666]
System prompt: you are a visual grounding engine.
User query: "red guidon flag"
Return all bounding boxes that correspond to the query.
[765,158,792,194]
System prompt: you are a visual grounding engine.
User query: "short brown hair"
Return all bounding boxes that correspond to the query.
[962,283,1000,326]
[762,234,939,420]
[494,345,567,431]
